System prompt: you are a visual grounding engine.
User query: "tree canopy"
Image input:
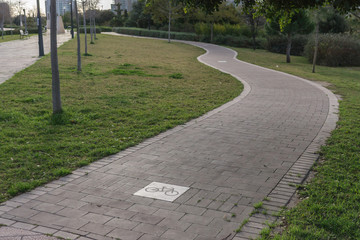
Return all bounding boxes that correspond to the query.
[179,0,360,13]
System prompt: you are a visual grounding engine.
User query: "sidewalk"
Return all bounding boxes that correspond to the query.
[0,31,71,85]
[0,34,338,240]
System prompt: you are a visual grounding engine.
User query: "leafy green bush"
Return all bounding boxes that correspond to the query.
[265,35,309,56]
[100,26,113,32]
[78,27,101,33]
[113,27,199,41]
[305,34,360,67]
[195,23,251,37]
[114,27,265,49]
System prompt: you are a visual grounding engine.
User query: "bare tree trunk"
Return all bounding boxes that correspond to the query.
[168,0,171,43]
[50,0,62,113]
[210,22,213,43]
[93,12,97,40]
[90,8,94,43]
[286,33,292,63]
[1,7,4,40]
[1,14,4,40]
[312,21,319,73]
[249,15,256,50]
[75,0,81,71]
[82,1,88,55]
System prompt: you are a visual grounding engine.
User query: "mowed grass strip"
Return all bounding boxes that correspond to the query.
[233,48,360,239]
[0,34,32,43]
[0,35,242,202]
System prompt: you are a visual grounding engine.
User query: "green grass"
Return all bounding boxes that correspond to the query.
[0,35,242,202]
[0,34,34,43]
[232,48,360,239]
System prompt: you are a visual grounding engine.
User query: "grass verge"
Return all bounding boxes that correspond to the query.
[232,48,360,239]
[0,34,33,43]
[0,35,242,202]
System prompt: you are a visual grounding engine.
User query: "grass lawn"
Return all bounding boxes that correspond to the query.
[0,34,242,203]
[232,48,360,239]
[0,33,32,43]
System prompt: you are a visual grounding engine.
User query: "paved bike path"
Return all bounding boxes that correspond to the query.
[0,35,338,240]
[0,32,71,85]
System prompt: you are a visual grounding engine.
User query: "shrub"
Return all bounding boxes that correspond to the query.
[78,27,101,33]
[305,34,360,67]
[113,27,199,41]
[100,26,113,32]
[265,35,309,56]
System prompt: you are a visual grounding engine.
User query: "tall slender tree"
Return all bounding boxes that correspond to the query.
[82,0,88,55]
[75,0,81,71]
[146,0,183,43]
[50,0,62,113]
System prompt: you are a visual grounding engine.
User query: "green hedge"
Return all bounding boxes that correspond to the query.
[9,28,42,34]
[305,34,360,67]
[265,35,308,56]
[78,27,101,34]
[113,27,199,41]
[100,26,113,32]
[113,27,265,49]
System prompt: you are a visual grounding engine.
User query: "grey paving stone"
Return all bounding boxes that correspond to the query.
[80,222,115,235]
[133,223,168,237]
[157,218,192,232]
[180,214,213,226]
[131,213,164,225]
[107,228,143,240]
[32,226,57,235]
[80,213,112,224]
[53,230,79,240]
[105,218,139,230]
[162,229,197,240]
[185,223,221,237]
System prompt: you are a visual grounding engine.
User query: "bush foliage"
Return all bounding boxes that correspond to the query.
[113,27,199,41]
[114,27,265,49]
[305,34,360,67]
[265,35,309,56]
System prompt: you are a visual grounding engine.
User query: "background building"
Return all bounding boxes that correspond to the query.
[45,0,72,17]
[111,0,136,14]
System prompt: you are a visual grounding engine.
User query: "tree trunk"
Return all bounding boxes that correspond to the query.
[248,14,256,50]
[1,14,4,40]
[75,0,81,71]
[50,0,62,114]
[90,12,94,43]
[168,0,171,43]
[312,21,319,73]
[93,12,97,40]
[82,1,88,55]
[286,33,292,63]
[210,22,213,43]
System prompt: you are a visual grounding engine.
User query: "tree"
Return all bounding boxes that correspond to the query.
[179,0,360,14]
[242,5,265,50]
[179,0,359,32]
[82,0,88,55]
[97,10,115,25]
[318,8,348,33]
[127,0,152,28]
[50,0,62,113]
[75,0,81,71]
[146,0,184,42]
[266,9,314,63]
[0,2,11,39]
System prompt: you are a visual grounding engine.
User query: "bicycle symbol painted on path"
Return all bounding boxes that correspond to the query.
[145,186,180,196]
[134,182,189,202]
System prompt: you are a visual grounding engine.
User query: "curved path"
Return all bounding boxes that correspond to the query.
[0,32,71,85]
[0,35,338,240]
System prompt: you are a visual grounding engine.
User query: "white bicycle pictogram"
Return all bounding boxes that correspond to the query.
[145,186,180,196]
